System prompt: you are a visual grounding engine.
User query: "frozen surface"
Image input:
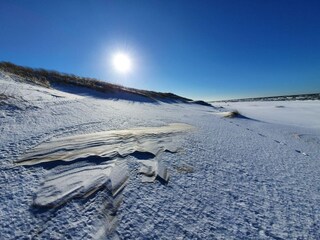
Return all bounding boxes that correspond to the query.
[216,101,320,129]
[1,71,320,239]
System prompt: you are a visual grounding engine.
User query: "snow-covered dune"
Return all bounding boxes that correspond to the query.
[1,71,320,239]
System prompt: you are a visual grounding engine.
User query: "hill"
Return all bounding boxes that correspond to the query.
[0,61,193,103]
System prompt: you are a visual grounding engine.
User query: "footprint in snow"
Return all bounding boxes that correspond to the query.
[295,149,309,156]
[258,133,266,137]
[273,140,287,146]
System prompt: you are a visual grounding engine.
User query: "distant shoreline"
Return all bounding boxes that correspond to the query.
[210,93,320,103]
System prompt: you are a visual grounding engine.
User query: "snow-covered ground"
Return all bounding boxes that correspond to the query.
[1,71,319,239]
[216,101,320,129]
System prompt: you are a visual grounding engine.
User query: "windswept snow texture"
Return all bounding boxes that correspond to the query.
[33,161,129,208]
[16,123,193,166]
[17,123,191,212]
[1,71,320,239]
[138,160,170,183]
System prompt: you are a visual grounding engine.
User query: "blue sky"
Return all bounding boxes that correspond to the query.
[1,0,319,100]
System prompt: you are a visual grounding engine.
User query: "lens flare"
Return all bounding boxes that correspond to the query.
[112,52,132,74]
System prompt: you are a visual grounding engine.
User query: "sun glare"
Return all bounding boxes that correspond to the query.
[112,52,132,74]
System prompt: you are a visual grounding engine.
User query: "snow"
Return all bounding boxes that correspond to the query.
[16,123,193,166]
[1,71,320,239]
[216,101,320,129]
[17,123,191,210]
[139,160,170,183]
[33,161,127,208]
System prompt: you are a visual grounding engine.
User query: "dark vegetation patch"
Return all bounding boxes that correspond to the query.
[222,110,256,121]
[0,93,9,101]
[223,110,241,118]
[189,100,212,107]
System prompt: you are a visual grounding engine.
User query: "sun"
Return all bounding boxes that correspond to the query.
[112,52,132,74]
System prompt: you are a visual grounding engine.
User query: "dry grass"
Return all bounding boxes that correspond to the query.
[0,94,8,101]
[223,110,240,118]
[0,61,191,102]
